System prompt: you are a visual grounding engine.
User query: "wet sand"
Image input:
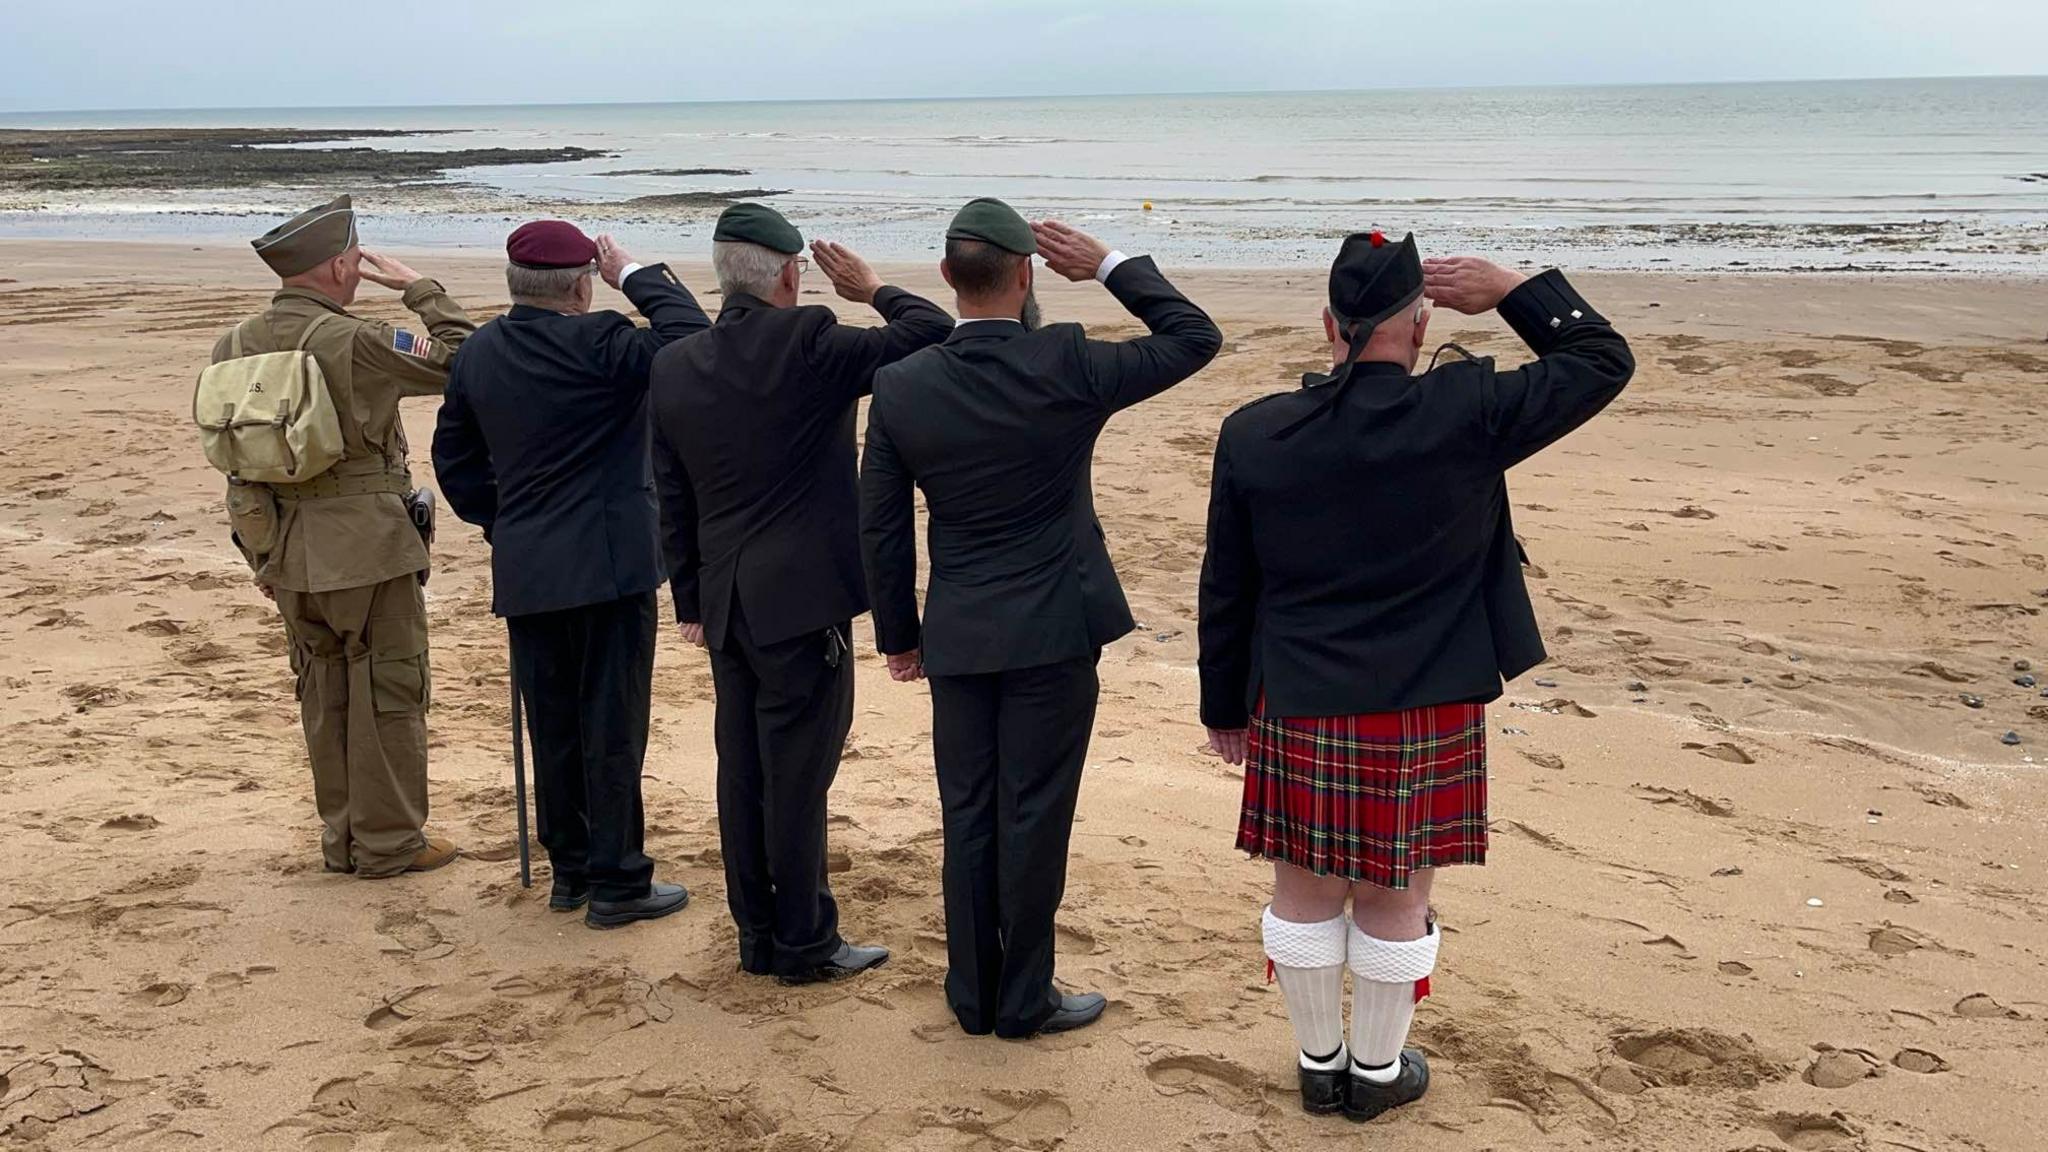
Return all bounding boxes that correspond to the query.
[2,240,2045,1151]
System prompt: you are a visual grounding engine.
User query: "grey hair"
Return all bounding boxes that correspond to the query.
[505,261,594,307]
[712,240,791,301]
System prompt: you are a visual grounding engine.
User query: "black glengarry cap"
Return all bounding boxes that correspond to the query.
[1328,229,1423,337]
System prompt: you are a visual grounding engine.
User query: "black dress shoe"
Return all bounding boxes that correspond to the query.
[778,941,890,986]
[585,881,689,929]
[1345,1050,1430,1123]
[548,877,591,911]
[1034,991,1107,1036]
[1298,1057,1347,1115]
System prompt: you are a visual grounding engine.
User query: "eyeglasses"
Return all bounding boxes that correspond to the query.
[790,256,811,275]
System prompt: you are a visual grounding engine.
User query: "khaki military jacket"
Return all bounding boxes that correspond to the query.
[211,279,475,593]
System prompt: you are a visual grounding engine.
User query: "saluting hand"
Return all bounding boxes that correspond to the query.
[1032,220,1112,283]
[596,234,635,290]
[1206,727,1246,767]
[1422,256,1527,316]
[885,649,925,683]
[812,240,883,305]
[359,249,422,290]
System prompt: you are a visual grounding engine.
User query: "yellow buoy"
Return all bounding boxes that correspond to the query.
[1142,201,1154,211]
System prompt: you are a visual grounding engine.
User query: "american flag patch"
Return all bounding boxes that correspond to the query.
[391,329,436,359]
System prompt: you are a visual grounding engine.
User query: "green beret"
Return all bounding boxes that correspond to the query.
[713,203,803,255]
[946,197,1037,255]
[253,194,358,277]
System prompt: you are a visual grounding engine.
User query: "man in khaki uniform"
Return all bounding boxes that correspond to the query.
[212,194,474,878]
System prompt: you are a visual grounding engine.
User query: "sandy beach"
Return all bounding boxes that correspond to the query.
[2,239,2045,1151]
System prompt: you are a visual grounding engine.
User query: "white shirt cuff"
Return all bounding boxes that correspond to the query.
[618,262,644,284]
[1094,251,1128,284]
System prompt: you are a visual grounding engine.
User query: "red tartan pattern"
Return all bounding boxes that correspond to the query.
[1236,702,1488,889]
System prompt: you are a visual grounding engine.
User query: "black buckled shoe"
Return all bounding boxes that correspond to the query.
[778,941,890,986]
[1299,1054,1348,1115]
[585,881,690,929]
[1345,1050,1430,1123]
[549,877,591,911]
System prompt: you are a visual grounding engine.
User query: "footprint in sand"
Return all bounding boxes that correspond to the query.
[309,1077,360,1115]
[1790,373,1863,397]
[128,980,189,1008]
[1762,1111,1863,1150]
[1828,856,1909,883]
[1718,960,1755,978]
[1891,1049,1950,1074]
[1518,749,1566,771]
[1611,1028,1788,1089]
[99,813,160,831]
[1867,924,1949,957]
[363,984,434,1030]
[374,909,452,959]
[1954,993,2023,1020]
[1634,786,1735,817]
[1684,741,1756,765]
[985,1089,1075,1146]
[1803,1047,1882,1089]
[1143,1053,1271,1117]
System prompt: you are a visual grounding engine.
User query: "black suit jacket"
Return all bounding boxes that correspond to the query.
[1197,269,1634,728]
[650,286,952,649]
[861,256,1222,677]
[432,264,711,617]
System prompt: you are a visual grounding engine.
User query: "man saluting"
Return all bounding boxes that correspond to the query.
[433,221,709,928]
[1198,233,1633,1121]
[861,199,1221,1038]
[651,204,952,983]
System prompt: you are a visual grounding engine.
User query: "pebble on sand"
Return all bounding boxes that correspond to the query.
[2016,658,2033,672]
[1806,898,1826,907]
[2016,675,2037,688]
[2001,732,2023,746]
[1961,694,1985,709]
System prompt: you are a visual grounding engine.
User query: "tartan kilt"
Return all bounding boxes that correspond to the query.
[1236,700,1488,889]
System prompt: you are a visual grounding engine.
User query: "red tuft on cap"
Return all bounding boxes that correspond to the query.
[1369,230,1386,248]
[507,220,598,269]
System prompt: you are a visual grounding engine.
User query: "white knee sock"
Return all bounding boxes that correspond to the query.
[1262,906,1348,1069]
[1347,916,1440,1083]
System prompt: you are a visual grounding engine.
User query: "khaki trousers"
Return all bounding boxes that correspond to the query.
[276,574,431,876]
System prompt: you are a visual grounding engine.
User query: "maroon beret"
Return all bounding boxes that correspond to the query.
[507,220,598,269]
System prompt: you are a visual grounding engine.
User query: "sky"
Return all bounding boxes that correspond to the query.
[1,0,2044,113]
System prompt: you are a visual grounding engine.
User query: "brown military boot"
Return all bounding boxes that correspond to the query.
[402,836,460,873]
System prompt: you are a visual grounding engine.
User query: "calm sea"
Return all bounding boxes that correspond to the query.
[4,77,2045,271]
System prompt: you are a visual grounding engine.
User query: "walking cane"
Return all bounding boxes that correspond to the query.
[508,631,532,889]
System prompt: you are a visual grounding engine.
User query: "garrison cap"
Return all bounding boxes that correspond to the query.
[1328,230,1423,333]
[507,220,598,268]
[713,203,804,254]
[252,194,359,277]
[945,197,1037,255]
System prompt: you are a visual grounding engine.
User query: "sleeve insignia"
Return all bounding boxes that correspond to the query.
[391,329,436,359]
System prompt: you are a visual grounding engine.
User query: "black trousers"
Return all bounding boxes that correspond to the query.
[708,599,853,978]
[927,653,1100,1037]
[507,592,657,902]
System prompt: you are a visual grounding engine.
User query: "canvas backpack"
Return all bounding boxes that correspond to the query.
[193,314,347,484]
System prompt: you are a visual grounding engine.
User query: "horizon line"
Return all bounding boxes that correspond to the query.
[1,71,2042,119]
